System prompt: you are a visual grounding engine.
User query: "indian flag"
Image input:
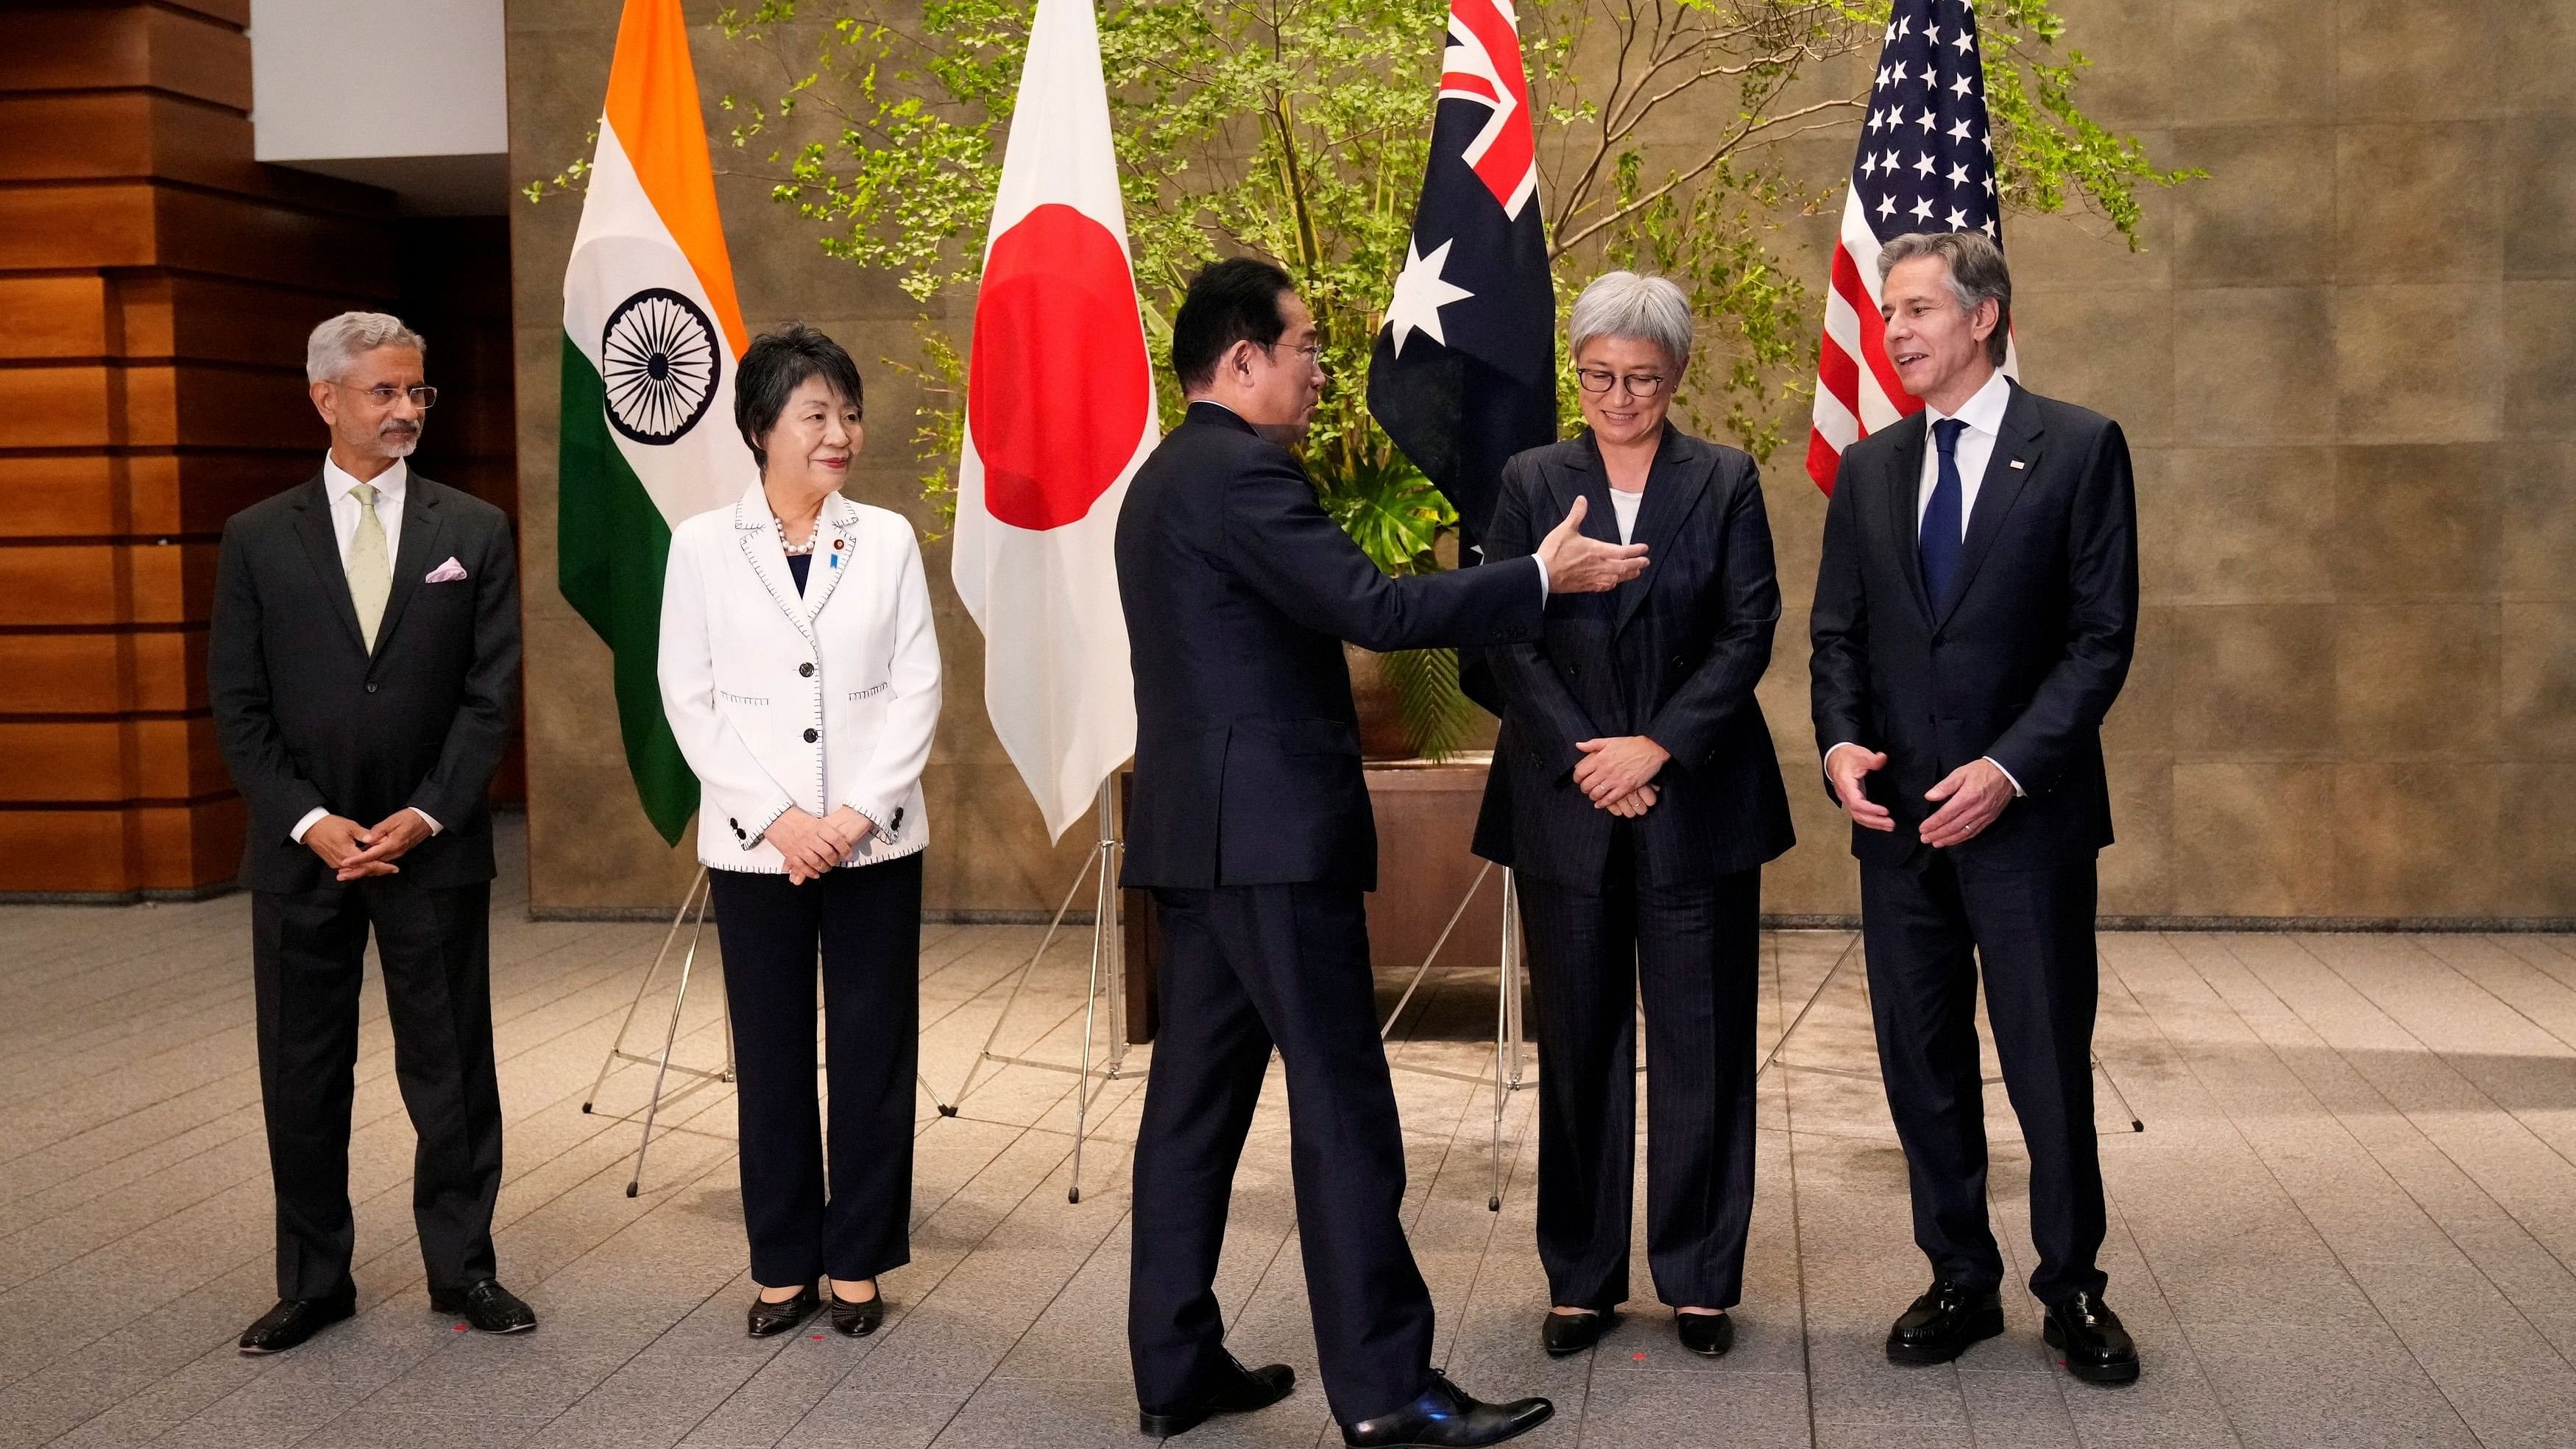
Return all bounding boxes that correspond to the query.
[557,0,752,845]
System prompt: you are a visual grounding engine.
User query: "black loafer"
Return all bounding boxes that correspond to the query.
[1886,1279,2004,1364]
[238,1292,355,1355]
[746,1283,821,1338]
[1676,1310,1734,1357]
[429,1278,537,1334]
[1137,1353,1296,1437]
[827,1283,886,1338]
[1541,1308,1610,1357]
[2044,1291,2140,1384]
[1341,1370,1552,1448]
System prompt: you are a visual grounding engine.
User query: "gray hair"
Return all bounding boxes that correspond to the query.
[1568,271,1693,372]
[1875,232,2011,366]
[305,311,426,385]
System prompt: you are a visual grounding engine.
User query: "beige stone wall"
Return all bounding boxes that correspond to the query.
[508,0,2574,921]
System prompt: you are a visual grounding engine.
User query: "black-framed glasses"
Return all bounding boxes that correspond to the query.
[334,382,439,408]
[1575,368,1670,398]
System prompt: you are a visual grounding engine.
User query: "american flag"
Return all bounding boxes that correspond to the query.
[1805,0,2017,492]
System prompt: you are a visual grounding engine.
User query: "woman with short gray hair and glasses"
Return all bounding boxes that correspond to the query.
[1471,270,1796,1361]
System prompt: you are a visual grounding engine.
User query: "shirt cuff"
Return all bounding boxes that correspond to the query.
[1534,556,1549,603]
[1824,742,1866,772]
[289,807,328,845]
[1981,755,2026,797]
[409,807,443,835]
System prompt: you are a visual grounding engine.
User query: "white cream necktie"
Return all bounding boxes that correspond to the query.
[347,481,392,651]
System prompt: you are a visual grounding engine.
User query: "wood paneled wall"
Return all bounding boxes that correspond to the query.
[0,0,397,896]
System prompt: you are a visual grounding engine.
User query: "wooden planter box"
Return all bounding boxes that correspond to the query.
[1120,755,1503,1043]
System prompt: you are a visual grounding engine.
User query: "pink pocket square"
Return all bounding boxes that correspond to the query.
[423,557,469,583]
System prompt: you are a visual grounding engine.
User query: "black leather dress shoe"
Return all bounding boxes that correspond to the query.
[1675,1310,1735,1357]
[429,1278,537,1334]
[1885,1280,2005,1364]
[746,1284,821,1338]
[1541,1308,1611,1357]
[1341,1371,1552,1448]
[2044,1291,2140,1384]
[1137,1353,1296,1437]
[238,1293,355,1355]
[827,1284,886,1338]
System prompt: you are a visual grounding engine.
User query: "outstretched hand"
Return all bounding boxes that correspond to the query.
[1534,495,1649,594]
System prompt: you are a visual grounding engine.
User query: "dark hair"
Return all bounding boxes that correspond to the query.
[735,322,863,470]
[1170,258,1295,390]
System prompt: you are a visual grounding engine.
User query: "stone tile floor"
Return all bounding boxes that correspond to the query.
[4,822,2573,1447]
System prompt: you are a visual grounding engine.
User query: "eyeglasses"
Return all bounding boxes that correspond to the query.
[333,382,439,408]
[1575,368,1670,398]
[1260,340,1324,364]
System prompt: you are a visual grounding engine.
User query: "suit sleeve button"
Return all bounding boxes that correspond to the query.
[365,682,378,693]
[799,662,814,677]
[803,728,818,743]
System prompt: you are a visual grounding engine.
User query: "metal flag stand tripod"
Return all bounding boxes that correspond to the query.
[1376,860,1535,1213]
[927,777,1138,1203]
[1753,929,2147,1135]
[581,867,737,1197]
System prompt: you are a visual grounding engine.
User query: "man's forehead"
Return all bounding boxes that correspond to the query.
[347,345,425,379]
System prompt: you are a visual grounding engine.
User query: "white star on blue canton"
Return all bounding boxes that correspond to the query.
[1951,73,1975,99]
[1953,29,1975,54]
[1950,118,1975,142]
[1916,108,1937,132]
[1947,206,1970,228]
[1878,192,1899,219]
[1947,162,1972,188]
[1913,152,1936,177]
[1911,196,1935,221]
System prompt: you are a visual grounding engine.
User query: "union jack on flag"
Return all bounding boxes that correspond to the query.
[1805,0,2019,492]
[1368,0,1557,543]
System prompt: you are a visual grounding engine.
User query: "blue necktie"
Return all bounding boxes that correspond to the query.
[1919,417,1967,609]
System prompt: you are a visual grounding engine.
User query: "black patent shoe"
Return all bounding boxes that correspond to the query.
[429,1278,537,1334]
[2044,1291,2140,1385]
[746,1283,821,1338]
[1675,1309,1735,1357]
[827,1282,886,1338]
[1341,1371,1553,1448]
[238,1292,355,1355]
[1137,1353,1296,1437]
[1540,1308,1610,1357]
[1885,1279,2005,1364]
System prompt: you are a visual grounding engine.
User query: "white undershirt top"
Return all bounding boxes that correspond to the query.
[1609,486,1643,545]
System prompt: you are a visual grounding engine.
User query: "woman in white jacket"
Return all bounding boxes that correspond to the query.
[657,324,940,1340]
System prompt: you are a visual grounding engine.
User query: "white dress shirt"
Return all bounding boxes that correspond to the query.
[1825,366,2023,804]
[1915,366,2011,540]
[289,453,442,846]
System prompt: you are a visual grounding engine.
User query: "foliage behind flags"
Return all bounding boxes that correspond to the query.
[1366,0,1557,545]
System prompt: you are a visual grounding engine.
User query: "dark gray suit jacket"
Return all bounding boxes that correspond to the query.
[1808,380,2138,870]
[1471,428,1794,888]
[209,470,521,893]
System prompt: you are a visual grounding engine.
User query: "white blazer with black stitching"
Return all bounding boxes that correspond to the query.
[657,479,941,873]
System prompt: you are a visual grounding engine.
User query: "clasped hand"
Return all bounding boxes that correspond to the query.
[764,807,877,883]
[1574,735,1669,817]
[304,810,432,882]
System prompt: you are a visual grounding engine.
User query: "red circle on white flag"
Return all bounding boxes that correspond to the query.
[968,203,1151,531]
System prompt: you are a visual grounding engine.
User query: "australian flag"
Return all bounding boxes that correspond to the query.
[1367,0,1557,545]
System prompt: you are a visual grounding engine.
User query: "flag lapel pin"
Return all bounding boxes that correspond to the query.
[2009,458,2025,470]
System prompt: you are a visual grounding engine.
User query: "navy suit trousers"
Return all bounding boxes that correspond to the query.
[1128,882,1432,1425]
[1859,851,2109,1305]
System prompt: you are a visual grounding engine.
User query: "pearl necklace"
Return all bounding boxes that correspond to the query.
[773,513,821,556]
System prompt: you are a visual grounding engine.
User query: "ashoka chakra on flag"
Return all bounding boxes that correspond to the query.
[602,287,722,446]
